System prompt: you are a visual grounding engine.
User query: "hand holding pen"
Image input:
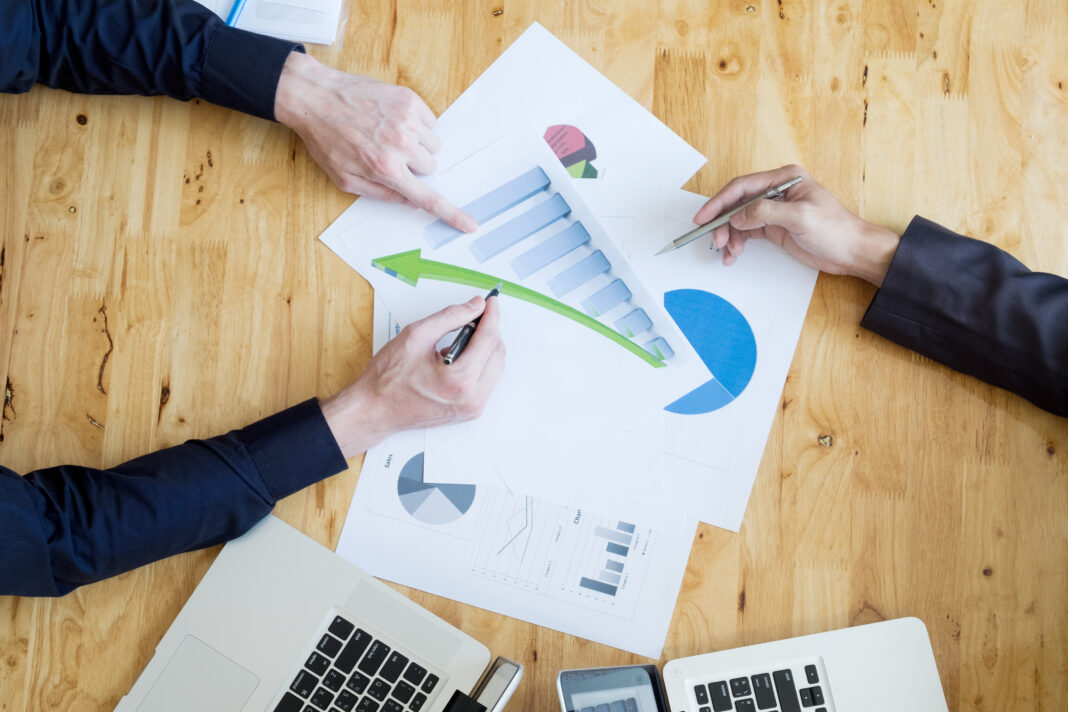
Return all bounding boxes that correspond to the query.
[322,294,505,455]
[443,283,502,364]
[687,164,901,284]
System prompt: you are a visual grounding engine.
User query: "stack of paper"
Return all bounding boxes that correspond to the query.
[318,24,818,658]
[197,0,342,45]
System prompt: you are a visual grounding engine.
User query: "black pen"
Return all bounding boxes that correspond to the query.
[442,283,502,365]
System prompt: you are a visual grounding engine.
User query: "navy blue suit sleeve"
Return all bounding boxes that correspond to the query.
[861,216,1068,416]
[1,0,303,121]
[0,399,347,597]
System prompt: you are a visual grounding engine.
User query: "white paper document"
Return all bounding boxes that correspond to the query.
[337,428,697,659]
[195,0,342,45]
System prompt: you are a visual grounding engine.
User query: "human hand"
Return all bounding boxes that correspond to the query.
[694,164,901,286]
[274,52,476,232]
[320,295,505,458]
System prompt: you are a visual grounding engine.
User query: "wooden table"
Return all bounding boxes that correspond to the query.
[2,1,1066,709]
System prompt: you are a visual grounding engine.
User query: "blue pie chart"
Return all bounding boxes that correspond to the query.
[397,452,476,525]
[664,289,757,414]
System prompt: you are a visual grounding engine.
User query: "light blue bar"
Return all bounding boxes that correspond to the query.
[605,559,624,573]
[547,250,611,297]
[469,193,570,263]
[598,570,622,585]
[617,521,635,534]
[606,542,629,557]
[510,222,590,279]
[644,337,675,361]
[615,308,653,338]
[581,279,632,317]
[424,166,550,248]
[579,577,618,596]
[594,526,632,546]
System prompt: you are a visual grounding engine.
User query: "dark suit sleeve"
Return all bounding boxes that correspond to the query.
[0,399,348,597]
[1,0,302,120]
[860,216,1068,416]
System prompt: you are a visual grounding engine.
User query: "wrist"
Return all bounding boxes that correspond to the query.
[320,384,395,459]
[850,220,901,287]
[274,50,322,129]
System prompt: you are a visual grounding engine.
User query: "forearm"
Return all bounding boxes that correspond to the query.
[861,217,1068,416]
[4,0,301,120]
[0,399,347,597]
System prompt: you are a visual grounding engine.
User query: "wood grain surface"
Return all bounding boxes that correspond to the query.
[2,1,1066,710]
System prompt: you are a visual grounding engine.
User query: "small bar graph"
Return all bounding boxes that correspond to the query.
[579,520,637,598]
[424,166,551,248]
[644,337,675,361]
[469,193,571,263]
[581,279,632,317]
[510,222,590,278]
[615,309,653,338]
[547,250,611,297]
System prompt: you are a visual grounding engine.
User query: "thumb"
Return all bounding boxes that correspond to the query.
[730,198,807,234]
[412,296,486,341]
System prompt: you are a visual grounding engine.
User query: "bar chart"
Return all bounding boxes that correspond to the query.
[422,165,673,364]
[578,521,636,597]
[467,489,653,617]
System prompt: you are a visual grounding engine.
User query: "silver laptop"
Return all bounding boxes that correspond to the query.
[661,617,947,711]
[116,515,521,712]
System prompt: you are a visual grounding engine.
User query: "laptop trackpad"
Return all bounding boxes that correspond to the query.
[137,635,259,712]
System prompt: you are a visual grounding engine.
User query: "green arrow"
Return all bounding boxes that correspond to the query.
[372,249,665,368]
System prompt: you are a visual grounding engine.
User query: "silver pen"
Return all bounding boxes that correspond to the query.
[655,176,803,255]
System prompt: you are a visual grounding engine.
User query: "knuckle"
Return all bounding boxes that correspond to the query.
[364,149,393,176]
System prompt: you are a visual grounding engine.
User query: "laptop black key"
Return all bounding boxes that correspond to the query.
[771,670,801,712]
[751,673,776,710]
[306,652,331,676]
[694,683,710,705]
[292,670,318,698]
[403,662,427,686]
[709,681,732,711]
[274,692,305,712]
[381,652,408,682]
[334,689,358,712]
[799,688,813,707]
[392,680,416,704]
[731,677,752,697]
[359,642,391,676]
[323,669,345,692]
[735,700,755,712]
[329,616,356,641]
[317,635,343,658]
[336,630,373,673]
[367,678,391,701]
[346,671,370,695]
[421,673,439,694]
[383,701,404,712]
[804,665,819,684]
[409,692,427,711]
[355,699,379,712]
[808,686,824,705]
[311,687,335,710]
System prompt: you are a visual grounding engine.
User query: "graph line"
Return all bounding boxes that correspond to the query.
[371,249,665,368]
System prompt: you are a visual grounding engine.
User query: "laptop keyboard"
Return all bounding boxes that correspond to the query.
[691,661,830,712]
[273,614,444,712]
